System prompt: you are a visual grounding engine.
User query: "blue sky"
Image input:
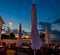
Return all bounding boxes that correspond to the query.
[0,0,60,32]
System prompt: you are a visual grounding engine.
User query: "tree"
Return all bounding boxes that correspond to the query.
[40,33,45,41]
[9,33,15,39]
[1,34,9,39]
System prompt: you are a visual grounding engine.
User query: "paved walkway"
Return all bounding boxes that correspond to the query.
[17,51,28,55]
[6,50,28,55]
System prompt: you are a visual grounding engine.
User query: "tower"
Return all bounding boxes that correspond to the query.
[19,23,22,42]
[16,23,22,46]
[31,4,42,50]
[45,25,50,47]
[0,16,5,40]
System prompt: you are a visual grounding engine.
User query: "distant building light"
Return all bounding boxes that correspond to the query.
[26,36,30,39]
[22,35,30,39]
[15,34,18,38]
[58,47,60,49]
[2,31,5,34]
[21,46,29,48]
[15,35,30,39]
[50,44,56,49]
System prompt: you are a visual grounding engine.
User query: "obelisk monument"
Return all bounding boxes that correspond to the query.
[45,26,50,47]
[16,23,22,46]
[31,3,42,50]
[19,23,22,45]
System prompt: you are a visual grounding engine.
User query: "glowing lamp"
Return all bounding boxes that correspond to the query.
[26,36,30,39]
[9,21,13,27]
[15,35,18,38]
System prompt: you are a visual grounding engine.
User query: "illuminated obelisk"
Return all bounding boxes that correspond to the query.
[31,3,42,50]
[45,26,50,47]
[0,16,5,40]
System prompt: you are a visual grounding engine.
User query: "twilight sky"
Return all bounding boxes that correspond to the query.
[0,0,60,32]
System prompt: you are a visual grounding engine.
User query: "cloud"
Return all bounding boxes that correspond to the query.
[51,24,60,31]
[38,21,60,36]
[39,22,51,28]
[53,18,60,24]
[38,22,52,32]
[51,18,60,31]
[38,21,60,33]
[51,29,60,36]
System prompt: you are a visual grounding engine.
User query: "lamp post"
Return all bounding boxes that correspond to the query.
[9,21,13,32]
[9,21,13,39]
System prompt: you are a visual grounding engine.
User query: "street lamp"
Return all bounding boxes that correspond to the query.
[9,21,13,32]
